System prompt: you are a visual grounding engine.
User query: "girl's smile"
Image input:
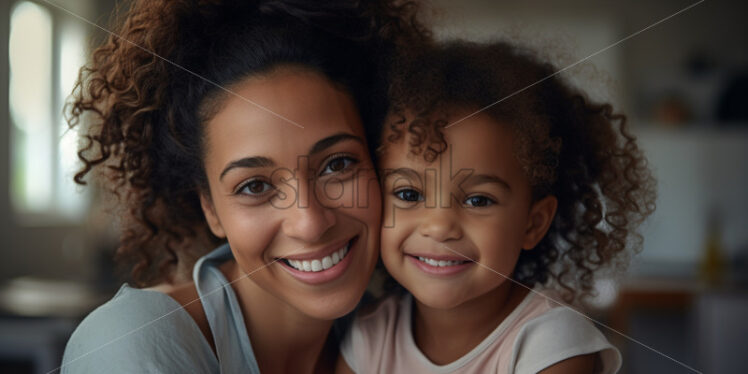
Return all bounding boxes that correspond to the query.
[406,253,474,276]
[402,244,477,276]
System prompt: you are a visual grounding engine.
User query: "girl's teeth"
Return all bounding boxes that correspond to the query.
[417,256,464,267]
[286,242,351,272]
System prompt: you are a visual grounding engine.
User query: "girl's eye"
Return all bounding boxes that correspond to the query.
[238,179,273,196]
[464,195,495,207]
[320,155,358,176]
[394,189,423,202]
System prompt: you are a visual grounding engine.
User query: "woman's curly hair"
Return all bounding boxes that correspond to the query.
[380,40,657,302]
[67,0,431,287]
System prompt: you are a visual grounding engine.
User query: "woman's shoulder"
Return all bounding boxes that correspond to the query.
[61,284,216,373]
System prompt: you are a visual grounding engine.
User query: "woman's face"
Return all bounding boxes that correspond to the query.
[199,68,381,320]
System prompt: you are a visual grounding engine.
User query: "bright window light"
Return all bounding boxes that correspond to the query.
[9,1,89,221]
[57,20,87,218]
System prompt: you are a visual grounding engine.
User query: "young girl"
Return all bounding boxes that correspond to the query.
[338,41,656,373]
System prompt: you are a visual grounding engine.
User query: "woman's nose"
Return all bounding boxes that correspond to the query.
[281,180,336,243]
[417,207,463,242]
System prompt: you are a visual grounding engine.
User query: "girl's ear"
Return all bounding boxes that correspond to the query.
[522,195,558,250]
[200,191,226,238]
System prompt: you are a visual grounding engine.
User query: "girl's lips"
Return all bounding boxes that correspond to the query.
[405,252,472,262]
[406,254,474,276]
[277,236,358,285]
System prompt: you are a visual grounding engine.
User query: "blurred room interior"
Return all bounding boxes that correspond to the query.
[1,0,746,373]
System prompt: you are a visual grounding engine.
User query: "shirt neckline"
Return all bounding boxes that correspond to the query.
[402,289,537,373]
[193,243,261,373]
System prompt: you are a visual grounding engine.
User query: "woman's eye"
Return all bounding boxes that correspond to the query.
[394,189,423,202]
[238,180,273,196]
[320,156,357,176]
[464,195,495,207]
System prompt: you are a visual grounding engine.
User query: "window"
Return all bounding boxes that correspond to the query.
[9,0,89,222]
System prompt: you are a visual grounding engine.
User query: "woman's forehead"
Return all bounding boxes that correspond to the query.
[203,69,366,166]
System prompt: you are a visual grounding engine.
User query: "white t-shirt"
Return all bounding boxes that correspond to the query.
[340,290,621,373]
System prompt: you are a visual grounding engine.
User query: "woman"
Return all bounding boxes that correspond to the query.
[61,0,429,372]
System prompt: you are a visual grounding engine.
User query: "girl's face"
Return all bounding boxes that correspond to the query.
[379,110,556,310]
[200,68,381,320]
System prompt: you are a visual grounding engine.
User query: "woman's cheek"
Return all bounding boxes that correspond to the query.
[225,206,279,262]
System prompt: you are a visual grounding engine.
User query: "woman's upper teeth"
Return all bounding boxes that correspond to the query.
[287,242,349,272]
[417,256,465,267]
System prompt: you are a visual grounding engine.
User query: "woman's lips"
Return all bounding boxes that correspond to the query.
[277,236,358,285]
[281,237,351,261]
[406,253,474,276]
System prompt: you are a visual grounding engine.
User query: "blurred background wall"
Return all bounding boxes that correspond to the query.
[1,0,746,373]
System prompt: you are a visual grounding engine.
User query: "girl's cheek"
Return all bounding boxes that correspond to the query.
[382,194,398,230]
[380,207,409,257]
[380,227,398,262]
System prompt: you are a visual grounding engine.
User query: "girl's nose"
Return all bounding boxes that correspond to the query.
[418,207,463,242]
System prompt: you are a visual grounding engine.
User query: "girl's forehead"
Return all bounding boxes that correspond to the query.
[379,112,527,184]
[381,111,515,161]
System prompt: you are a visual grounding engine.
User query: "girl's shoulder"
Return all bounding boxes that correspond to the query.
[356,292,406,320]
[339,293,409,372]
[345,292,406,347]
[61,284,216,373]
[509,290,622,374]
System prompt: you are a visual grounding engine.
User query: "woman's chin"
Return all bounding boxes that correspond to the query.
[287,269,374,320]
[296,289,365,320]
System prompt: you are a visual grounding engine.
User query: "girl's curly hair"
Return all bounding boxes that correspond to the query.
[380,40,657,302]
[67,0,431,287]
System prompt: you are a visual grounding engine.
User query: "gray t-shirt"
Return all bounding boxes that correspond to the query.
[61,243,261,373]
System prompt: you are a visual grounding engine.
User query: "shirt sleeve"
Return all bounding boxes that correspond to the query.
[61,286,216,374]
[510,306,622,374]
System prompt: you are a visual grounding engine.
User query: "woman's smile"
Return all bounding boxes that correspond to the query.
[277,235,358,284]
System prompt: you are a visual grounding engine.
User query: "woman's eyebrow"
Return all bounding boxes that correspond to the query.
[219,133,362,181]
[220,156,275,180]
[308,133,364,155]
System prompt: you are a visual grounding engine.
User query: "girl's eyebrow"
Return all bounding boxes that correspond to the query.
[462,173,512,192]
[382,167,421,181]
